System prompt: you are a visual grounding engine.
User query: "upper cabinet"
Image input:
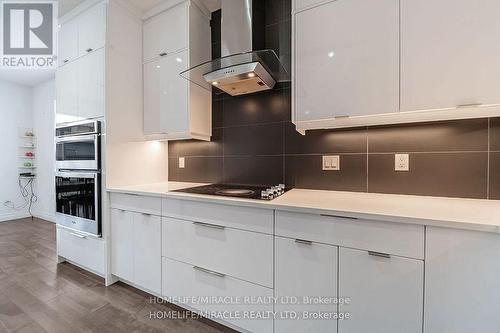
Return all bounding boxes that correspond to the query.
[293,0,399,122]
[401,0,500,112]
[293,0,500,133]
[58,19,78,66]
[143,2,188,62]
[77,2,106,57]
[142,1,212,141]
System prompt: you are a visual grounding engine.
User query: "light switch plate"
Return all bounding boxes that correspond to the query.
[395,154,409,171]
[323,155,340,171]
[179,157,185,169]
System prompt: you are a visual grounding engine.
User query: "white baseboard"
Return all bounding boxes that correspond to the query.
[0,211,30,222]
[32,211,56,223]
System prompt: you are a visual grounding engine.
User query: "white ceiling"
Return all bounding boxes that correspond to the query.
[0,0,220,87]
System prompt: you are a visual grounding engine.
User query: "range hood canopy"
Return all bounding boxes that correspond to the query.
[181,49,289,96]
[181,0,289,96]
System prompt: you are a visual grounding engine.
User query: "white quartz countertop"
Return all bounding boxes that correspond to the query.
[107,182,500,233]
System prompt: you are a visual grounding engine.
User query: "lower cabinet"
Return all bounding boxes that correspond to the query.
[162,257,273,333]
[338,247,423,333]
[424,227,500,333]
[275,236,338,333]
[111,208,161,295]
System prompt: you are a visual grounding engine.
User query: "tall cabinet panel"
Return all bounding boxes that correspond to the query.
[294,0,399,122]
[401,0,500,112]
[338,248,423,333]
[275,237,338,333]
[78,48,105,119]
[56,61,79,123]
[58,19,78,66]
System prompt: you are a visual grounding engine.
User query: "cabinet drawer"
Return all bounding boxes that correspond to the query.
[57,227,105,275]
[276,211,424,259]
[162,217,273,288]
[110,193,161,215]
[162,198,273,234]
[162,257,273,333]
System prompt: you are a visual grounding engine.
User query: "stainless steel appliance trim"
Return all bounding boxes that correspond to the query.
[55,134,100,171]
[56,120,100,137]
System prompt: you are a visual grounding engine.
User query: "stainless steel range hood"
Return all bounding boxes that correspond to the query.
[181,0,289,96]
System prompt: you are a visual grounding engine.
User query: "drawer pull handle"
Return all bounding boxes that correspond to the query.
[193,266,226,278]
[63,59,69,63]
[193,222,225,230]
[141,213,151,216]
[159,52,167,57]
[368,251,391,259]
[320,214,358,220]
[86,48,93,53]
[69,232,87,239]
[295,239,313,245]
[457,103,482,108]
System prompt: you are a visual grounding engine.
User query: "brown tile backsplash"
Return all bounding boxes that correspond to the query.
[167,0,500,200]
[285,154,367,192]
[489,152,500,200]
[368,153,488,199]
[368,118,489,153]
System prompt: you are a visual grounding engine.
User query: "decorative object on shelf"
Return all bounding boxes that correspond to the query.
[23,161,33,168]
[25,152,34,157]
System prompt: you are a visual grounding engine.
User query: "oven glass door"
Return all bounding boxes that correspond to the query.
[56,134,99,170]
[56,173,97,221]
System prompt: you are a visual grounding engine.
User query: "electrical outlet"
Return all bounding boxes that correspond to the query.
[179,157,185,169]
[395,154,410,171]
[323,155,340,171]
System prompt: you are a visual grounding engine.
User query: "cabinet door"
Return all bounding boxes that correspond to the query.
[133,213,161,295]
[339,248,423,333]
[159,51,189,134]
[111,209,134,282]
[143,3,188,62]
[425,227,500,333]
[58,19,78,66]
[275,237,338,333]
[401,0,500,111]
[143,59,162,135]
[56,61,79,123]
[294,0,399,121]
[78,3,106,57]
[77,48,105,119]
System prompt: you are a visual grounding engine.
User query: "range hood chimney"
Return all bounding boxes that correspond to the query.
[181,0,289,96]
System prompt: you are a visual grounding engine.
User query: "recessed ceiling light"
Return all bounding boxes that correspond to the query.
[328,51,335,58]
[212,81,219,85]
[248,72,256,78]
[176,57,182,63]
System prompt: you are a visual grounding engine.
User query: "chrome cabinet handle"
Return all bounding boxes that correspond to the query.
[69,232,87,239]
[457,103,482,108]
[192,222,225,230]
[63,59,69,63]
[86,48,93,53]
[193,266,225,278]
[159,52,167,57]
[320,214,358,220]
[368,251,391,259]
[295,239,313,245]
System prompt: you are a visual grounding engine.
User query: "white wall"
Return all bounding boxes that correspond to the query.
[32,79,56,222]
[0,80,34,221]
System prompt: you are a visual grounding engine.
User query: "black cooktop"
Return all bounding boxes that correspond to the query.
[174,184,289,200]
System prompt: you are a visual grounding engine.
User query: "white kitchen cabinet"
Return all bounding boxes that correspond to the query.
[133,212,162,295]
[111,209,134,282]
[56,60,79,123]
[58,19,78,66]
[142,1,211,141]
[424,227,500,333]
[338,247,423,333]
[78,2,106,57]
[401,0,500,112]
[110,208,162,295]
[143,2,188,62]
[293,0,399,122]
[77,48,105,119]
[275,236,338,333]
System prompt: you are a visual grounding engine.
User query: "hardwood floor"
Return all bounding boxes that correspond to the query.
[0,218,236,333]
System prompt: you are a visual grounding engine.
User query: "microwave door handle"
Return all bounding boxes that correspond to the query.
[56,171,97,179]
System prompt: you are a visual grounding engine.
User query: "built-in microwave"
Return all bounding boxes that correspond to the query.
[56,121,101,171]
[55,171,101,237]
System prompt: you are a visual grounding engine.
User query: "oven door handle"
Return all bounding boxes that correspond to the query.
[56,171,98,179]
[56,134,99,144]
